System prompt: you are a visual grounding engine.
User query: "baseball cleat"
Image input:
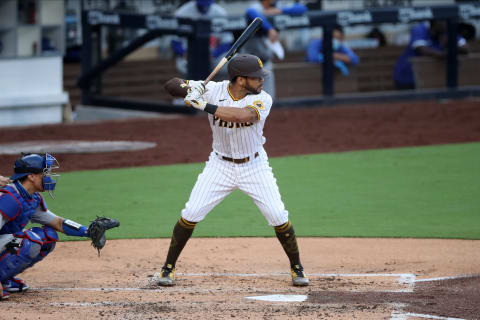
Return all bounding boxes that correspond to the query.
[1,284,10,300]
[291,264,309,287]
[157,264,176,287]
[2,277,29,293]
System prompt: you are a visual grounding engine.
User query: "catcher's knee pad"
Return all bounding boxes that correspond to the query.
[0,231,42,283]
[29,226,58,262]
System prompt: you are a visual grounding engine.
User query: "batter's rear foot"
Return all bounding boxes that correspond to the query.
[157,264,176,287]
[291,264,309,287]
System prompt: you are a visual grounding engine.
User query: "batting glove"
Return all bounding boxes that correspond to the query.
[184,95,207,110]
[188,82,207,97]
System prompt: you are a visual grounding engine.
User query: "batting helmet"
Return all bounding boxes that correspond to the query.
[10,153,60,198]
[227,54,269,81]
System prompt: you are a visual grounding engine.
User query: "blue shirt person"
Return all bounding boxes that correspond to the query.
[394,20,468,89]
[306,25,359,76]
[242,0,308,97]
[171,0,233,76]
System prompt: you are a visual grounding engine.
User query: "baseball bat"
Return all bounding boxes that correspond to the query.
[204,17,263,85]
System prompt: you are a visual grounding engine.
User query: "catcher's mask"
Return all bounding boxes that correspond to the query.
[11,153,60,199]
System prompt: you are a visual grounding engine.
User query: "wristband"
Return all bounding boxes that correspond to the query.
[205,103,218,115]
[63,219,89,237]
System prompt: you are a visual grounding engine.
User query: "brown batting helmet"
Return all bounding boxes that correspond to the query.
[227,54,269,81]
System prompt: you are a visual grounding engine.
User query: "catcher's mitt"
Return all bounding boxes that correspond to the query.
[88,217,120,256]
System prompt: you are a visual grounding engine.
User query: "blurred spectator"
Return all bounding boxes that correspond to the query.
[393,20,468,90]
[366,26,387,47]
[107,0,138,56]
[242,0,307,98]
[171,0,233,79]
[306,25,359,76]
[458,22,476,42]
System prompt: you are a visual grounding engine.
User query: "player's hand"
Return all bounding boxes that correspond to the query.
[0,175,11,186]
[184,95,207,111]
[188,82,207,97]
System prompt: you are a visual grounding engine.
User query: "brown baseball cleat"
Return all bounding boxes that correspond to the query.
[157,264,176,287]
[291,264,309,287]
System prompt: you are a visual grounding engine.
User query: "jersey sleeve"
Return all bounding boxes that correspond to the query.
[0,191,21,221]
[246,93,272,122]
[31,208,58,225]
[30,193,56,225]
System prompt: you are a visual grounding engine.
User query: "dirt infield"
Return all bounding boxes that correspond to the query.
[1,238,480,319]
[1,98,480,319]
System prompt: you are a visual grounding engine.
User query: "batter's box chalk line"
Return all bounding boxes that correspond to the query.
[390,274,475,320]
[390,311,465,320]
[145,272,417,295]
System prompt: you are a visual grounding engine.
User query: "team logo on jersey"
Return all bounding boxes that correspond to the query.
[253,100,264,110]
[213,116,253,128]
[257,58,263,69]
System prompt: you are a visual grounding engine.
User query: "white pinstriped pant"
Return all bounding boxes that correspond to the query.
[181,148,289,226]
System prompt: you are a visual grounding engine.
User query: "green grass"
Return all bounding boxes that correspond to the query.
[47,142,480,240]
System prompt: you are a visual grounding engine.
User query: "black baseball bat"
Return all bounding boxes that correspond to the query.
[204,17,263,84]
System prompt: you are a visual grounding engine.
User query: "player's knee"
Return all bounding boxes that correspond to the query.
[30,226,58,256]
[181,207,204,223]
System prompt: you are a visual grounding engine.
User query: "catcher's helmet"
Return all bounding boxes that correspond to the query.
[11,153,60,198]
[227,54,269,81]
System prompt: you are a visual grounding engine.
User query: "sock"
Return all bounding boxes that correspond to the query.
[274,221,301,267]
[164,218,197,268]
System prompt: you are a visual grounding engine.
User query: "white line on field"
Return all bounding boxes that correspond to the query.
[390,311,465,320]
[414,274,474,283]
[175,272,416,278]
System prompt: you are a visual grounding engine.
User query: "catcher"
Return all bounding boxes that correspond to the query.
[0,153,119,300]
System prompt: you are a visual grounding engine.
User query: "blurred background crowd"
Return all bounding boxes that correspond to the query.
[0,0,478,126]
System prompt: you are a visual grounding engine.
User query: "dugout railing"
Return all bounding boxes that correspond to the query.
[77,3,480,112]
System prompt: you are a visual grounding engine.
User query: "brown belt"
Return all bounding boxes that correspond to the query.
[217,152,259,164]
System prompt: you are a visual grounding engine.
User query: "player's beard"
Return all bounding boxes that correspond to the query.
[244,82,262,94]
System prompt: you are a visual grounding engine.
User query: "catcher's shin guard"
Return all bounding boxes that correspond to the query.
[0,231,42,283]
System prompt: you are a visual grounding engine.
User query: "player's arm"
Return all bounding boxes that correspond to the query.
[32,206,89,237]
[334,46,359,66]
[47,216,89,237]
[213,106,259,123]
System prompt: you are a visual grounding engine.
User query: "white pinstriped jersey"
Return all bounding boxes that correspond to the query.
[181,79,288,226]
[188,80,272,159]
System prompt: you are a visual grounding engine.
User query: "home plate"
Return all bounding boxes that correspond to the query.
[245,294,308,302]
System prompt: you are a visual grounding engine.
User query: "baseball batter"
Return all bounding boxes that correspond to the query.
[160,53,308,287]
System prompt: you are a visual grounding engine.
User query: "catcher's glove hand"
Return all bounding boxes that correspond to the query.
[88,216,120,256]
